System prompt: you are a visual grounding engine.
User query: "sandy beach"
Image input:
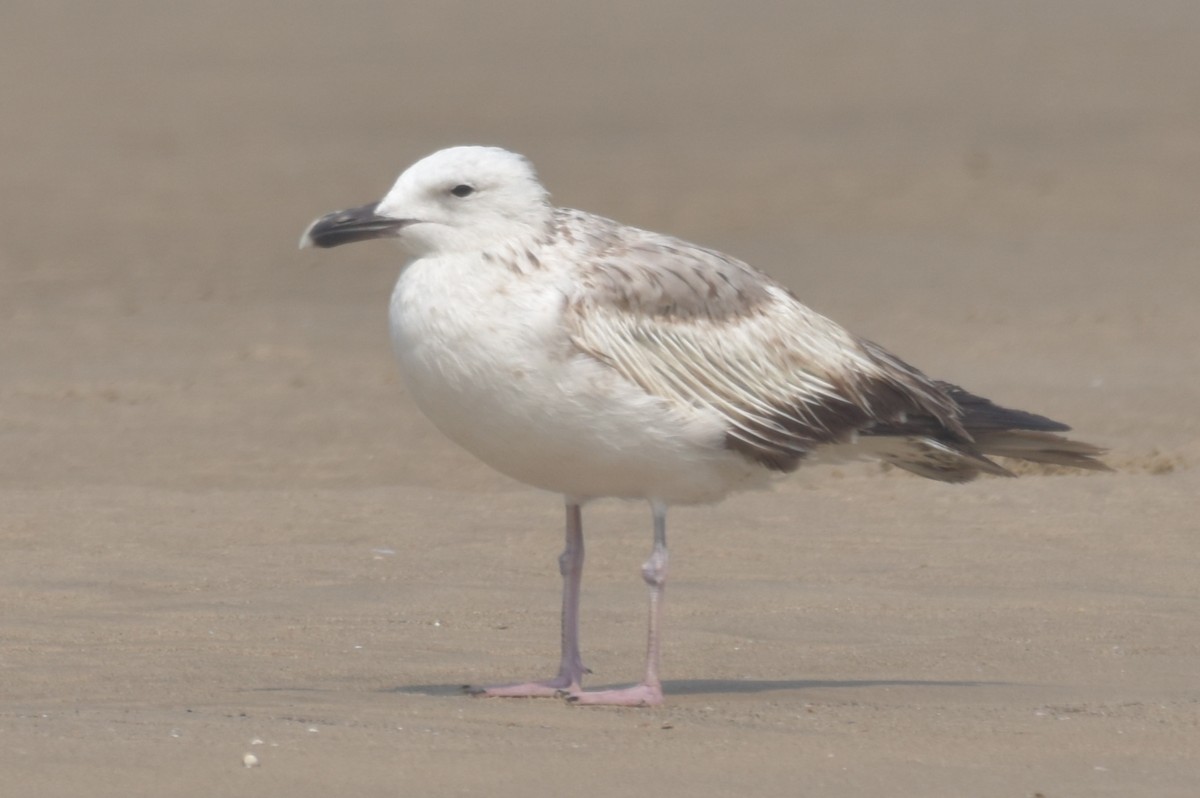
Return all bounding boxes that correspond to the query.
[2,2,1198,795]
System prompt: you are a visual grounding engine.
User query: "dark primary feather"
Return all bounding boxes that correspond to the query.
[724,341,1110,482]
[860,381,1110,482]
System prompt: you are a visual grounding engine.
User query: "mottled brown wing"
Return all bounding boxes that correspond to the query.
[558,215,964,471]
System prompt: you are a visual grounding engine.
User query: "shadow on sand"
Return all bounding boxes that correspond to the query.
[385,678,1006,698]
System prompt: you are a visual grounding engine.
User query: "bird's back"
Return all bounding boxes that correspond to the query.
[549,208,1108,484]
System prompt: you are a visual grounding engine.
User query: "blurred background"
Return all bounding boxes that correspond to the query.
[3,5,1199,794]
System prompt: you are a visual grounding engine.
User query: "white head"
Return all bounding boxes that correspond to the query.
[301,146,552,257]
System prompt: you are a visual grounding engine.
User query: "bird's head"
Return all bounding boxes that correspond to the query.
[300,146,551,258]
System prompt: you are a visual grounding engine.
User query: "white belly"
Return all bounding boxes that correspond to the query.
[387,258,766,504]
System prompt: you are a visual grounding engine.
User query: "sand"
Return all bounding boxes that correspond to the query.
[2,2,1197,795]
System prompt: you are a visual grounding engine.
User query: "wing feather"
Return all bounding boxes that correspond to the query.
[555,212,963,470]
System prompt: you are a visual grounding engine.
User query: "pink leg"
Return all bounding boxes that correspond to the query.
[569,501,668,707]
[468,501,590,697]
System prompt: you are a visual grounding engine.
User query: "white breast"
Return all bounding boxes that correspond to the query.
[387,255,767,504]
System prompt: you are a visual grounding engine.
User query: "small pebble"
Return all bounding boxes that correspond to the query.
[243,753,260,768]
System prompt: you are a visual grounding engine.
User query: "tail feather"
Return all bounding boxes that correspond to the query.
[972,430,1111,472]
[862,383,1110,482]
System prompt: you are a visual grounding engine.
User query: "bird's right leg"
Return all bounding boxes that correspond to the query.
[468,500,589,697]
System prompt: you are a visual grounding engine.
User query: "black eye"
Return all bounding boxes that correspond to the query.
[450,184,475,198]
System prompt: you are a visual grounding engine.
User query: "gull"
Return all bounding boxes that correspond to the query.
[300,145,1108,706]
